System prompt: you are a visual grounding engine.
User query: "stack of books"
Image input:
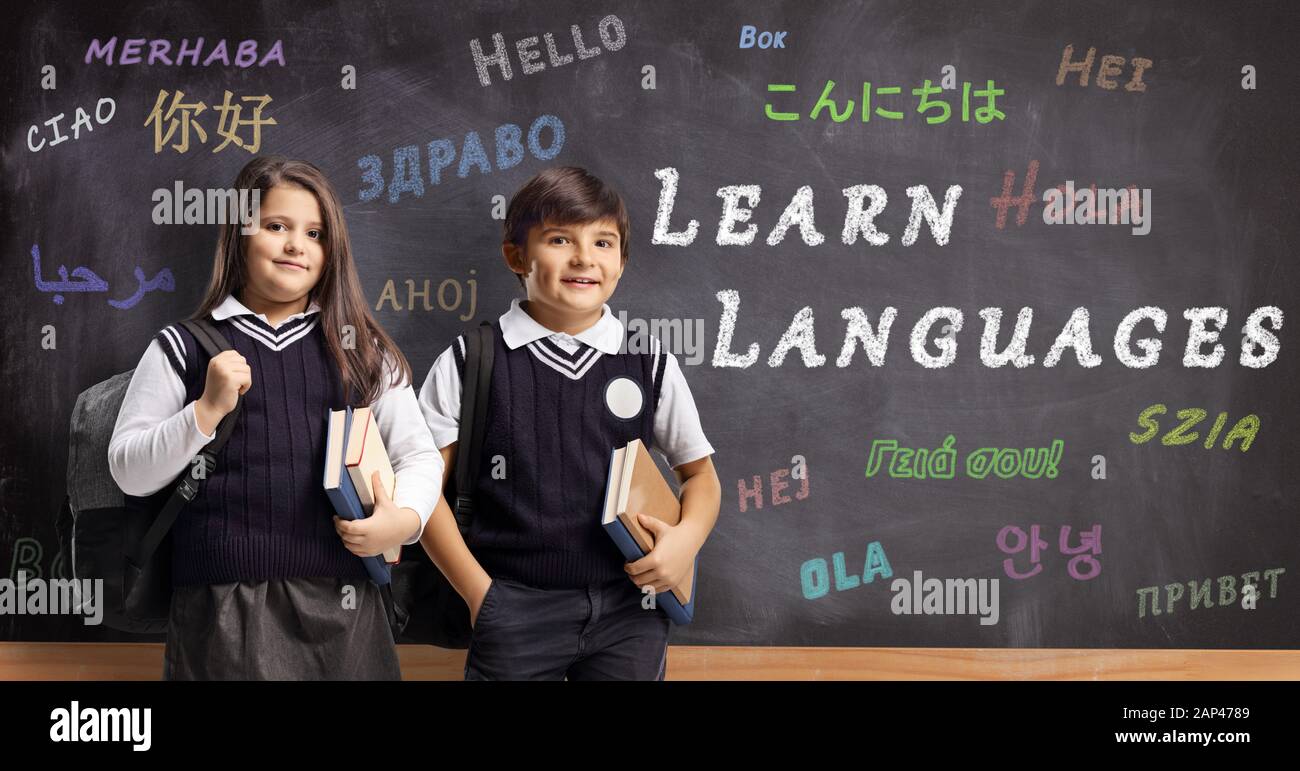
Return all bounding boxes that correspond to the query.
[600,438,697,624]
[323,406,400,586]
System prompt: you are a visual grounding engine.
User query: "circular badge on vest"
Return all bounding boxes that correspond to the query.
[604,376,645,421]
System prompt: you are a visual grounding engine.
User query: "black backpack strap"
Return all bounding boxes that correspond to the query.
[182,318,245,455]
[128,317,244,569]
[452,321,494,533]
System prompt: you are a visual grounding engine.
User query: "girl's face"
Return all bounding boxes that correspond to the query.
[243,183,326,305]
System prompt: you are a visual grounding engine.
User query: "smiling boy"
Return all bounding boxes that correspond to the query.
[417,166,721,680]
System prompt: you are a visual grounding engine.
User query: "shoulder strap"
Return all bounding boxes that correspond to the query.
[451,321,494,533]
[128,316,245,569]
[179,318,244,454]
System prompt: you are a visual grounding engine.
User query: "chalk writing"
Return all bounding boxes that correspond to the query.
[1129,404,1261,451]
[652,167,962,248]
[9,538,42,580]
[865,436,1063,480]
[800,540,892,600]
[86,37,285,67]
[736,457,810,512]
[1056,44,1153,92]
[26,98,116,152]
[739,25,787,49]
[145,89,276,154]
[373,273,478,320]
[765,79,1005,123]
[1136,569,1284,618]
[712,292,1284,370]
[990,160,1039,229]
[31,245,174,309]
[997,524,1101,580]
[470,14,625,87]
[357,115,565,203]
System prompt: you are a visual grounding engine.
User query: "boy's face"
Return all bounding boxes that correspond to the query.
[504,217,625,320]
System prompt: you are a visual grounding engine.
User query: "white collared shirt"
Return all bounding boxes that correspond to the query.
[107,294,443,546]
[417,298,715,469]
[210,293,323,325]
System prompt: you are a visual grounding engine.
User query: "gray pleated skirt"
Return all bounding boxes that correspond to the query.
[162,576,402,681]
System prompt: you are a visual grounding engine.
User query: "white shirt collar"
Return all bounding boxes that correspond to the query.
[211,294,323,329]
[499,298,624,355]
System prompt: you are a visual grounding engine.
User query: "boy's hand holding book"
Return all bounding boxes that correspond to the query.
[602,439,701,623]
[333,470,421,558]
[623,512,706,595]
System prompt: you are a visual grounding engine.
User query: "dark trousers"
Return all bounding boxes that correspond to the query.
[465,575,671,681]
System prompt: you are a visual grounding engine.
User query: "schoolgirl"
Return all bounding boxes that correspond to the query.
[108,156,442,680]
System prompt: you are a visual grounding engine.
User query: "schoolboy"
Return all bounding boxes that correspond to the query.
[417,166,721,680]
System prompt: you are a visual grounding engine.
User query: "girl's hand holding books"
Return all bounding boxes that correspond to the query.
[333,470,421,557]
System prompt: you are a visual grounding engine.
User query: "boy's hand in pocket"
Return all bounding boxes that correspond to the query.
[469,578,492,628]
[333,471,421,557]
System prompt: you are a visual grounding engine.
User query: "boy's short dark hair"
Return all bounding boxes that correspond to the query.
[503,167,630,288]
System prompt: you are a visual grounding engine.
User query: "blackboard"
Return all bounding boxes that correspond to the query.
[2,0,1297,648]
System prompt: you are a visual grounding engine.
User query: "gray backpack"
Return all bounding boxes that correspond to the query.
[62,318,241,633]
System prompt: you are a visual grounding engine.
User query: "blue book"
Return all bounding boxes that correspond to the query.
[324,407,391,586]
[599,440,695,625]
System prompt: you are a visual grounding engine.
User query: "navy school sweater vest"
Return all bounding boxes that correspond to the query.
[453,318,667,589]
[139,314,370,586]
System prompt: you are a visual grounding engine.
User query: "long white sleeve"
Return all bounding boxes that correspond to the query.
[107,339,216,497]
[371,352,445,545]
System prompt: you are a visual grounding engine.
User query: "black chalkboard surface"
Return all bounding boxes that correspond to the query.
[2,0,1297,648]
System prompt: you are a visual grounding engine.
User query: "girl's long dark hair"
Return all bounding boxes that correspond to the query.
[193,156,412,405]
